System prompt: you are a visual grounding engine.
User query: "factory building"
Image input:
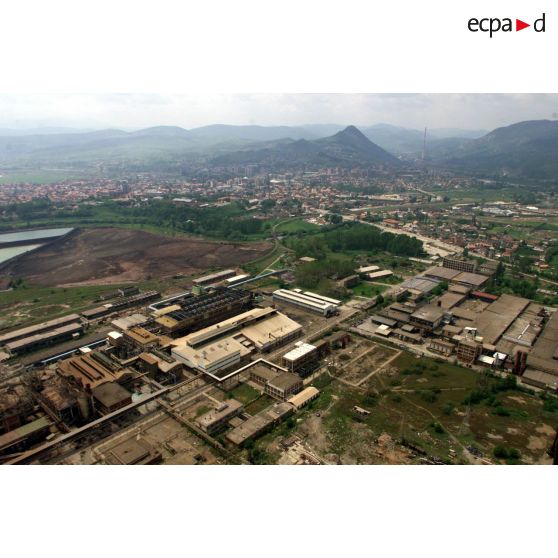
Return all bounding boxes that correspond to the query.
[249,362,283,387]
[57,351,134,391]
[91,383,133,415]
[287,386,320,409]
[154,287,252,335]
[357,265,380,274]
[5,322,84,355]
[272,289,339,316]
[171,307,302,381]
[0,313,81,347]
[40,379,81,425]
[337,275,360,289]
[81,306,113,320]
[474,294,530,346]
[451,272,489,290]
[368,270,393,280]
[442,256,478,273]
[226,402,294,446]
[428,339,454,356]
[172,338,251,380]
[523,312,558,390]
[423,266,461,283]
[409,305,445,333]
[0,386,34,434]
[175,307,302,353]
[0,416,52,456]
[282,342,318,375]
[192,269,237,287]
[109,290,160,312]
[399,276,439,301]
[456,339,481,364]
[111,313,149,331]
[196,399,243,435]
[103,437,162,465]
[265,372,303,401]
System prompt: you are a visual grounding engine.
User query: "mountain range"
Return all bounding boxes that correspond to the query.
[429,120,558,178]
[211,126,400,168]
[0,120,556,178]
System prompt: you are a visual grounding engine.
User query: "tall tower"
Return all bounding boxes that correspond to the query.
[422,127,427,163]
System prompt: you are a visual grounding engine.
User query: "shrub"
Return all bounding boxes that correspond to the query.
[420,390,437,403]
[431,422,445,434]
[508,448,521,460]
[493,406,511,417]
[493,446,509,459]
[543,398,558,413]
[442,403,454,416]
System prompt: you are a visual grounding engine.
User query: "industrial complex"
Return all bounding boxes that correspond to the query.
[1,252,558,466]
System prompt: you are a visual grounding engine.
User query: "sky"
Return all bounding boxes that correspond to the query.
[0,94,557,132]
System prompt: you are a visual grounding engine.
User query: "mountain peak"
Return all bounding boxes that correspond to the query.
[337,125,367,139]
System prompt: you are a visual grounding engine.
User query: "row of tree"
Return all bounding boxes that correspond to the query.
[286,222,424,259]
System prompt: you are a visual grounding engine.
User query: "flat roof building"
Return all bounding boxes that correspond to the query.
[272,289,338,316]
[452,272,489,289]
[0,313,81,346]
[288,386,320,409]
[6,322,83,355]
[410,305,445,332]
[282,342,318,373]
[92,382,132,415]
[226,402,294,446]
[423,266,461,282]
[265,372,303,401]
[368,270,393,280]
[442,256,478,273]
[196,399,243,435]
[192,269,237,286]
[172,338,250,379]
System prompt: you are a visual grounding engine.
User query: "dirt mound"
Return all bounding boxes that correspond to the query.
[2,227,272,287]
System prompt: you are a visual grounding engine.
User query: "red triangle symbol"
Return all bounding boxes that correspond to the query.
[516,19,530,31]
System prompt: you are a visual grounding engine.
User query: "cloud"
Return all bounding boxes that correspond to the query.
[0,94,556,131]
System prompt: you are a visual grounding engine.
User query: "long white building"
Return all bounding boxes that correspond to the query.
[272,289,339,316]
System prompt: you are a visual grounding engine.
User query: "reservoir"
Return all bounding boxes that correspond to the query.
[0,227,73,244]
[0,244,42,263]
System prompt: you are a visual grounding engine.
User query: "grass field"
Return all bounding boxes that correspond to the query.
[275,219,320,234]
[250,351,557,465]
[0,276,177,329]
[350,282,388,298]
[228,383,260,405]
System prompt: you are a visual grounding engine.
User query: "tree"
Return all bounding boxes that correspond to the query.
[261,199,276,213]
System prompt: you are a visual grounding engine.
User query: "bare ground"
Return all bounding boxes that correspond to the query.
[2,227,272,287]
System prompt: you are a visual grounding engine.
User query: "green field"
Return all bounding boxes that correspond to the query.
[275,219,320,234]
[0,277,172,329]
[228,383,261,405]
[350,282,388,298]
[249,352,557,465]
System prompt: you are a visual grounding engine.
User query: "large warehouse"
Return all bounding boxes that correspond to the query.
[170,307,302,380]
[272,289,339,316]
[154,287,252,335]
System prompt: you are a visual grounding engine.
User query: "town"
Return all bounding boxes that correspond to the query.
[2,168,558,463]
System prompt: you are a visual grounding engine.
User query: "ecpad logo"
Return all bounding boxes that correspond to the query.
[468,13,546,37]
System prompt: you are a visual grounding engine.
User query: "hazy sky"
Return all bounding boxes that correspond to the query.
[0,94,557,131]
